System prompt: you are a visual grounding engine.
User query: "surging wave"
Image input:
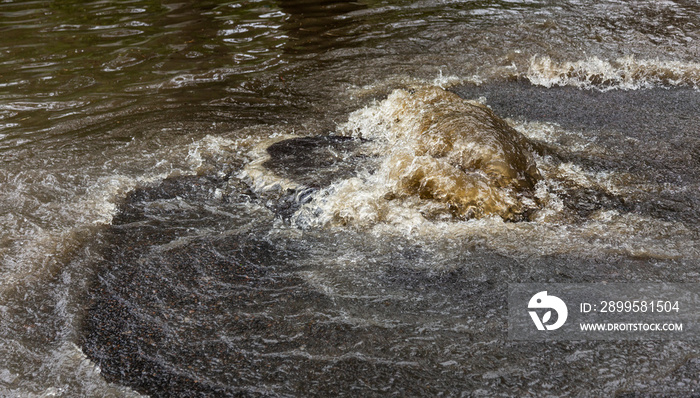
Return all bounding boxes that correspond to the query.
[240,83,700,260]
[291,86,543,226]
[527,56,700,90]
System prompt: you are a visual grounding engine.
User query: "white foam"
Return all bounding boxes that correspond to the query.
[363,208,699,261]
[527,55,700,90]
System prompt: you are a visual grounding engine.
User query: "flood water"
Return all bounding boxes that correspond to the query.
[2,0,700,396]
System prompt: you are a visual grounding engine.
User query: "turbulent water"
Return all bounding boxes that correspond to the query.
[2,0,700,396]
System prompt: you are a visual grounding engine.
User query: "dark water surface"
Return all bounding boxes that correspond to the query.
[2,0,700,396]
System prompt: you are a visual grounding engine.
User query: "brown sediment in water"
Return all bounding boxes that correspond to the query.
[342,86,542,221]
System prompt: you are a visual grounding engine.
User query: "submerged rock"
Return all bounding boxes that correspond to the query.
[262,136,365,189]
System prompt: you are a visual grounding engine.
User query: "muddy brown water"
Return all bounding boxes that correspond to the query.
[1,0,700,396]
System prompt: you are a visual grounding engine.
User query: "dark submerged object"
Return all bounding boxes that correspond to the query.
[262,135,366,189]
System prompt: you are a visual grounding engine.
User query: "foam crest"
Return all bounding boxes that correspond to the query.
[296,86,542,226]
[527,56,700,90]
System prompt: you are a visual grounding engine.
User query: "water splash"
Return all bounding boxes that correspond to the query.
[527,56,700,90]
[311,86,542,224]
